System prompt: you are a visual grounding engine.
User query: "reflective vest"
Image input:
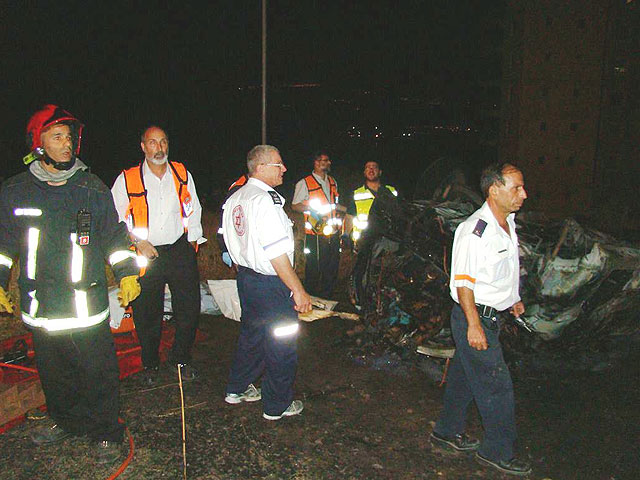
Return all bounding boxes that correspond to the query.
[228,174,248,191]
[303,174,340,235]
[352,184,397,240]
[122,161,193,273]
[217,174,249,240]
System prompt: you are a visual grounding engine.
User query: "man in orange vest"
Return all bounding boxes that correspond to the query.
[291,151,346,298]
[218,174,248,268]
[111,126,206,384]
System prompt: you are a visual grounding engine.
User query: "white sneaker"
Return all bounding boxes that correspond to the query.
[263,400,304,421]
[224,384,262,404]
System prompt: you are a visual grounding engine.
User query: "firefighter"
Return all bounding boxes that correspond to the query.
[222,145,311,420]
[111,126,205,384]
[0,105,141,465]
[291,151,346,299]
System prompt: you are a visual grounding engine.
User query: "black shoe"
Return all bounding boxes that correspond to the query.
[31,422,72,445]
[141,366,160,385]
[430,431,480,452]
[475,452,532,476]
[177,363,199,381]
[95,440,123,465]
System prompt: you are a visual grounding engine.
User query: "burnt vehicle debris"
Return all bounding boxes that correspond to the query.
[346,191,640,375]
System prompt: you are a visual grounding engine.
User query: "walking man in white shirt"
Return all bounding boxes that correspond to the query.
[111,126,206,383]
[430,163,531,476]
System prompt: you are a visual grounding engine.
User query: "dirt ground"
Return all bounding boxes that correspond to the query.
[1,305,638,480]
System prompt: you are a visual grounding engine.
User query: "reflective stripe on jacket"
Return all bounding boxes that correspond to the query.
[0,170,137,331]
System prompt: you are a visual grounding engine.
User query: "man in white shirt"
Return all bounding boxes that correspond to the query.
[291,151,346,298]
[430,163,531,477]
[111,126,206,383]
[222,145,311,420]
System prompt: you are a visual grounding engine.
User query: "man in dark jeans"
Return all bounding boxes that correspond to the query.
[111,126,205,383]
[431,163,531,477]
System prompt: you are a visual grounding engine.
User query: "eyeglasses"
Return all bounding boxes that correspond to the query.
[264,163,285,169]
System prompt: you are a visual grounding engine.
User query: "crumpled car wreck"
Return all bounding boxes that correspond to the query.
[348,192,640,371]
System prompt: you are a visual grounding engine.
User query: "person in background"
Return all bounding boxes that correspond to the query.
[218,173,248,268]
[291,151,346,299]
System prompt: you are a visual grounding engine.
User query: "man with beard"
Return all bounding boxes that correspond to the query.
[0,105,140,464]
[111,126,205,384]
[430,163,531,477]
[291,151,346,298]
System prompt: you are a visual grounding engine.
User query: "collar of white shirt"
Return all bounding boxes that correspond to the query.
[247,177,286,206]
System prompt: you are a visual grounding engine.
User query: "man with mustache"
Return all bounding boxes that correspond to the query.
[430,163,531,476]
[291,151,346,299]
[111,126,205,384]
[0,105,140,465]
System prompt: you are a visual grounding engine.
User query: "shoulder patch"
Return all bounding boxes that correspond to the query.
[268,191,282,205]
[472,219,487,237]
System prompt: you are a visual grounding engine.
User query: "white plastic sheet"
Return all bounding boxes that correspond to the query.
[207,279,242,321]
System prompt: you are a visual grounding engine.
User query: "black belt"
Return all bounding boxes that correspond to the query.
[476,303,499,318]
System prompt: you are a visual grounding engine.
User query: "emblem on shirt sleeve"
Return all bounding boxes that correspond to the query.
[473,219,487,237]
[268,191,282,205]
[232,205,246,236]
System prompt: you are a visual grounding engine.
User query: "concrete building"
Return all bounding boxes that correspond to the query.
[500,0,638,230]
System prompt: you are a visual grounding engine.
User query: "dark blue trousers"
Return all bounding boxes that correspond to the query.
[226,267,298,416]
[435,303,517,461]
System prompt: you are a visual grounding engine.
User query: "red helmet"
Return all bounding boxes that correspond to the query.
[25,105,84,155]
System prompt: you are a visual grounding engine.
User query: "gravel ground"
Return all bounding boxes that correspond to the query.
[1,311,638,480]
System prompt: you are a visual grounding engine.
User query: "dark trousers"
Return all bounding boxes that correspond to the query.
[226,267,298,416]
[31,321,123,442]
[132,235,200,368]
[304,233,340,298]
[435,303,517,461]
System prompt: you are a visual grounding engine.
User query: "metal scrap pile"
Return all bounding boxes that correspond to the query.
[348,193,640,369]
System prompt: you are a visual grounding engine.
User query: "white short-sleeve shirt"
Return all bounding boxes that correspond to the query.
[222,178,295,276]
[449,202,521,311]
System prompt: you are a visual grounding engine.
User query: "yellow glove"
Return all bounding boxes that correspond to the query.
[0,286,14,314]
[117,275,141,307]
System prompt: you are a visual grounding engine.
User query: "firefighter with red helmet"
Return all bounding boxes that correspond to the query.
[0,105,141,465]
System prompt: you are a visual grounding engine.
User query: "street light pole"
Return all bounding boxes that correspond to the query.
[261,0,267,144]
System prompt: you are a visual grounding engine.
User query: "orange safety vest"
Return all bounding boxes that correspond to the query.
[303,174,340,235]
[122,161,194,273]
[228,174,248,191]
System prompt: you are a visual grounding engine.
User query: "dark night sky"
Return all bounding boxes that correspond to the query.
[0,1,501,191]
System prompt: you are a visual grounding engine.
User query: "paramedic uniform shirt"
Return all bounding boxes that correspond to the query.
[222,177,294,275]
[449,201,520,311]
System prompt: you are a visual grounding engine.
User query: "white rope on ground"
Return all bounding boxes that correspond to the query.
[178,365,187,480]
